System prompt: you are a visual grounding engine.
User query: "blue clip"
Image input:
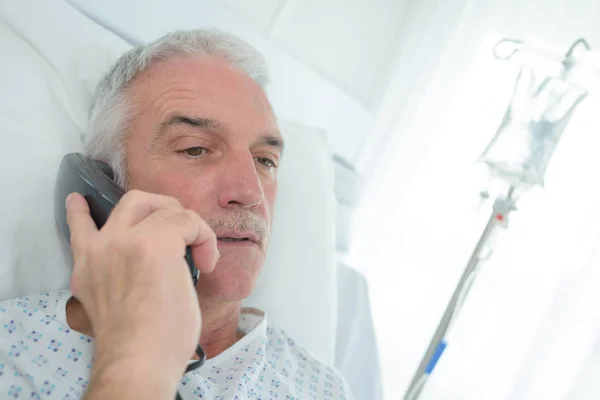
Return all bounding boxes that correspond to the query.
[425,339,448,374]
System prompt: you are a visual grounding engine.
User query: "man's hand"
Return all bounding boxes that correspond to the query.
[65,190,218,399]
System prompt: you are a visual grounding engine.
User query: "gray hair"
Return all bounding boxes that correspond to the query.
[83,29,270,187]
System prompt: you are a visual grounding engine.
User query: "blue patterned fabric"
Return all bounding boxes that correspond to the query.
[0,292,352,399]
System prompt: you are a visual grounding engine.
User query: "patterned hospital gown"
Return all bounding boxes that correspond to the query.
[0,291,352,399]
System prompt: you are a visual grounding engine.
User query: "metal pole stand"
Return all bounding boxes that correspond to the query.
[404,187,516,400]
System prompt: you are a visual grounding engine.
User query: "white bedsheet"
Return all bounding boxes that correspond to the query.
[336,264,384,400]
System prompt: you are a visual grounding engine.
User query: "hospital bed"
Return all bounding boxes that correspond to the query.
[0,0,382,399]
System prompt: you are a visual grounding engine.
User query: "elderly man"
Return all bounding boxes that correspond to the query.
[0,29,352,399]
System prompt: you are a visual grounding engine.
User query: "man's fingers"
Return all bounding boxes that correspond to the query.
[106,190,184,229]
[188,217,219,274]
[191,237,219,274]
[65,192,98,256]
[135,209,219,274]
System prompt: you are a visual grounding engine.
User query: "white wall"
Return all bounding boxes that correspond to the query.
[222,0,283,31]
[221,0,409,109]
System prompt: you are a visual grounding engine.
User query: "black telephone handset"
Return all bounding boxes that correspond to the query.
[54,153,200,285]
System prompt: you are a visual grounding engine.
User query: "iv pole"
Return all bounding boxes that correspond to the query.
[404,188,516,400]
[403,37,593,400]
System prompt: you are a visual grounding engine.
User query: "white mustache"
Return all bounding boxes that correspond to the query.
[204,212,268,247]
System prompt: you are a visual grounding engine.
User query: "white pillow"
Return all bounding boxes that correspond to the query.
[0,0,337,364]
[244,120,338,364]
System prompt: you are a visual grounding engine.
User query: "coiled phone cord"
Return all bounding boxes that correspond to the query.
[175,344,205,400]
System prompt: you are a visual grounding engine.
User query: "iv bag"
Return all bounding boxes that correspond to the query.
[479,66,587,188]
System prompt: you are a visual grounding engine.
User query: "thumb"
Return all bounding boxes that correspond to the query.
[65,192,98,258]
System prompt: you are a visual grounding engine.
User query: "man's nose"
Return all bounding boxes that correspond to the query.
[217,154,264,209]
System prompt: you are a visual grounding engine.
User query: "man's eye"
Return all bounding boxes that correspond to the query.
[255,157,277,168]
[182,147,208,157]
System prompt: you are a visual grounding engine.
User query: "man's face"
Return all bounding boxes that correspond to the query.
[123,56,281,302]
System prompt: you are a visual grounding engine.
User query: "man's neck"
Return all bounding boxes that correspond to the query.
[65,296,243,360]
[197,298,243,359]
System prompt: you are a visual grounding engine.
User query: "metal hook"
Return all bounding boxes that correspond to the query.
[562,38,592,71]
[567,38,591,58]
[493,38,524,60]
[566,38,591,59]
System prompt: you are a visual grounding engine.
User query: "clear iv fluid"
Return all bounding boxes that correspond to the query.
[480,67,587,188]
[484,119,564,187]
